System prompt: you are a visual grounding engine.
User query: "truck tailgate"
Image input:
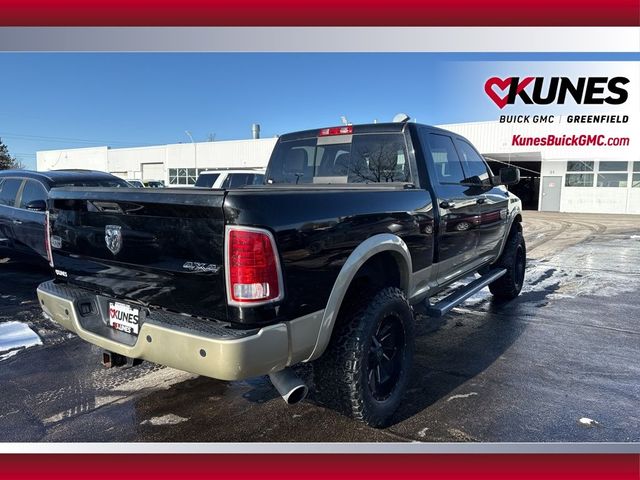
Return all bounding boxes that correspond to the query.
[48,188,228,321]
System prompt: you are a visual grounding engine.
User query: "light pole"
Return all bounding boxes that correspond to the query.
[185,130,197,183]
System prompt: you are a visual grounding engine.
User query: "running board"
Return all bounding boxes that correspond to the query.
[425,268,507,317]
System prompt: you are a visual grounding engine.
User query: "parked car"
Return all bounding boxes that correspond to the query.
[37,122,523,427]
[127,179,145,188]
[0,169,129,264]
[194,169,265,189]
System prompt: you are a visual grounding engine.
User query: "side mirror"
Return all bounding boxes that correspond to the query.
[496,166,520,186]
[25,199,47,212]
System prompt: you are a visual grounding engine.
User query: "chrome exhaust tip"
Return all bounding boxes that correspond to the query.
[269,368,308,405]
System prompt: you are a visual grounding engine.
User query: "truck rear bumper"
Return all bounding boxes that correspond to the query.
[37,280,322,381]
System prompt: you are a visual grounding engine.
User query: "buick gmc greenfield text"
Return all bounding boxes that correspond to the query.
[37,121,524,427]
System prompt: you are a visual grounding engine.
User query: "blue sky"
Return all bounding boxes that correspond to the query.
[1,52,637,169]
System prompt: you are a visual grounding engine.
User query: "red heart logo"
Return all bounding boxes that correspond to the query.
[485,77,534,109]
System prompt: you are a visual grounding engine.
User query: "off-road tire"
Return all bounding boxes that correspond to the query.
[313,287,414,428]
[489,230,526,300]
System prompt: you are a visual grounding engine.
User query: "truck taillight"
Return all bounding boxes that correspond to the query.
[318,125,352,136]
[45,211,54,267]
[225,226,283,306]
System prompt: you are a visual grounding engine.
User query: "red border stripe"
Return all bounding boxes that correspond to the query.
[0,0,638,26]
[2,454,639,480]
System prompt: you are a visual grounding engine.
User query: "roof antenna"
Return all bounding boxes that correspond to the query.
[393,113,411,123]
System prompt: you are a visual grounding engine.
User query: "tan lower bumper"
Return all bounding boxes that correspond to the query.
[37,283,323,381]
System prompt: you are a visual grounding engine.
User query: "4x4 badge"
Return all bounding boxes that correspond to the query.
[105,225,122,255]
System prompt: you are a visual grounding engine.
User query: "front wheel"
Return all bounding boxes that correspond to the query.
[313,287,414,428]
[489,230,526,300]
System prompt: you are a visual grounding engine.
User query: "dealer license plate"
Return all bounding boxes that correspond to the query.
[108,301,140,336]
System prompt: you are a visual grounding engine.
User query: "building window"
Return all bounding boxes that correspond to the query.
[599,161,628,172]
[565,161,595,186]
[596,161,628,188]
[566,161,594,172]
[633,162,640,188]
[168,168,206,185]
[565,173,594,187]
[597,173,628,188]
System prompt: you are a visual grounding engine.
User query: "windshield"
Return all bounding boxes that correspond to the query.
[266,133,412,185]
[195,173,220,188]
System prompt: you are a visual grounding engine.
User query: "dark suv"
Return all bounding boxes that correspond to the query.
[0,169,129,264]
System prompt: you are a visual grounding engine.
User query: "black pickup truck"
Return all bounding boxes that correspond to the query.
[37,121,524,427]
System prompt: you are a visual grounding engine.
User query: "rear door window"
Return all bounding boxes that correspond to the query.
[19,180,48,209]
[454,139,492,185]
[0,178,23,207]
[422,133,466,185]
[267,133,411,184]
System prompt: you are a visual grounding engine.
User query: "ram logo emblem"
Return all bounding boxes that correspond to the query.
[105,225,123,255]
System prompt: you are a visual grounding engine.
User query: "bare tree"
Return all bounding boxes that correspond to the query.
[348,142,405,183]
[0,138,22,170]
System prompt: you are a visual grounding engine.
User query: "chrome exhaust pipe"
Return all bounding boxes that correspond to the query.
[269,368,308,405]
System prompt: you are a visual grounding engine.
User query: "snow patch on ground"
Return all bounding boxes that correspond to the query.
[579,417,599,427]
[523,247,640,300]
[0,322,42,359]
[447,392,478,402]
[141,414,189,426]
[417,427,429,438]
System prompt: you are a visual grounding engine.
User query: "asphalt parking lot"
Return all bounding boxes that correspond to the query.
[1,211,639,442]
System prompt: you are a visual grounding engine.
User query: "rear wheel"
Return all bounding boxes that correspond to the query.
[314,287,414,428]
[489,229,526,300]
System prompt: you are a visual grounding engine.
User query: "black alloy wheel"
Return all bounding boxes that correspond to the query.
[313,287,414,428]
[367,312,405,401]
[489,229,527,300]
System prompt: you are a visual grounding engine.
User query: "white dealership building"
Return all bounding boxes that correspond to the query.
[37,135,278,188]
[37,117,639,214]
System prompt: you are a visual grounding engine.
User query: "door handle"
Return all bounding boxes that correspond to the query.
[12,219,23,225]
[439,200,456,209]
[476,197,486,205]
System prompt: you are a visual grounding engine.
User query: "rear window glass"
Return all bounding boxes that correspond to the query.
[195,173,220,188]
[226,173,263,189]
[266,133,411,185]
[144,181,165,188]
